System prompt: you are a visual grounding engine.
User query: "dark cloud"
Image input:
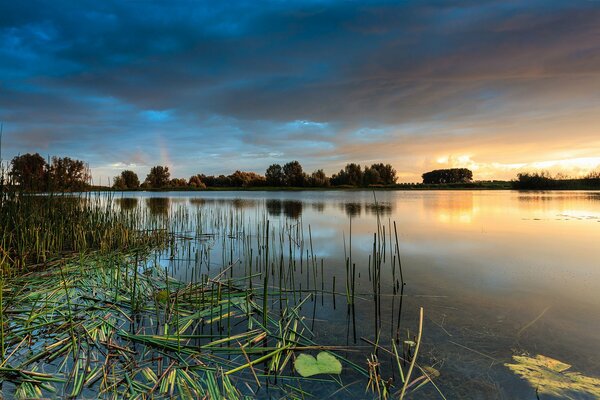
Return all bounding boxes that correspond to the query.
[1,0,599,180]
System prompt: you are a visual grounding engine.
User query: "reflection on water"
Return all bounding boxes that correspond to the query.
[365,201,393,216]
[339,201,393,217]
[342,202,362,217]
[311,202,326,212]
[146,197,170,215]
[111,190,600,399]
[115,197,138,211]
[422,192,476,224]
[266,199,303,218]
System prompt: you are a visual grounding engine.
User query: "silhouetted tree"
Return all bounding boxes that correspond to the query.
[283,161,305,186]
[363,166,382,185]
[422,168,472,184]
[144,166,170,188]
[48,156,90,191]
[309,169,330,187]
[332,163,363,186]
[9,153,48,191]
[113,170,140,190]
[584,170,600,186]
[265,164,285,186]
[368,163,397,185]
[513,171,557,189]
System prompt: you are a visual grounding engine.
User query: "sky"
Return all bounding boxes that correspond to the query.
[1,0,599,183]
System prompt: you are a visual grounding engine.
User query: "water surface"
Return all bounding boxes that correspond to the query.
[116,190,600,399]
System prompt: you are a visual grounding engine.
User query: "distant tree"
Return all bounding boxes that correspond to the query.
[170,178,188,188]
[48,156,90,191]
[422,168,472,184]
[584,170,600,181]
[113,170,140,190]
[214,175,231,187]
[144,165,171,188]
[332,163,363,186]
[9,153,48,191]
[363,166,382,185]
[265,164,285,186]
[347,163,363,186]
[513,171,557,189]
[309,169,329,187]
[283,161,305,187]
[188,175,206,189]
[113,176,126,190]
[369,163,397,185]
[228,170,265,187]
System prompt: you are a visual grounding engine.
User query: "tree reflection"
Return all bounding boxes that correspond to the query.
[146,198,170,215]
[115,197,138,211]
[266,199,303,219]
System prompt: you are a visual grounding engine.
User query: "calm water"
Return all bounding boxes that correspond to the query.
[116,190,600,399]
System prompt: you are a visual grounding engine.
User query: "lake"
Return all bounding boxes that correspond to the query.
[115,190,600,399]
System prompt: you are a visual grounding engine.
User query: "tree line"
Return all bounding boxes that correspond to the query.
[112,161,398,190]
[6,153,90,191]
[11,151,597,191]
[513,171,600,189]
[5,154,483,191]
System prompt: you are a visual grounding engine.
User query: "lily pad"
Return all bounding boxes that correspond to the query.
[505,354,600,398]
[294,352,342,377]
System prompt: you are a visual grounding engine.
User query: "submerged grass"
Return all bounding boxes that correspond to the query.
[0,252,350,398]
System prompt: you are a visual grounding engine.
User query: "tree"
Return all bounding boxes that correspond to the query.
[188,175,206,189]
[170,178,188,188]
[144,166,170,188]
[9,153,48,191]
[369,163,397,185]
[229,170,265,187]
[283,161,305,187]
[332,163,363,186]
[513,171,557,189]
[422,168,472,184]
[113,170,140,190]
[48,156,90,191]
[265,164,284,186]
[309,169,329,187]
[363,166,382,185]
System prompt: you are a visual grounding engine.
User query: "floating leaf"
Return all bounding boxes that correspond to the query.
[294,352,342,377]
[505,354,600,398]
[423,366,440,379]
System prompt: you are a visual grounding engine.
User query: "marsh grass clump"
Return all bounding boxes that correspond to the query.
[0,191,166,275]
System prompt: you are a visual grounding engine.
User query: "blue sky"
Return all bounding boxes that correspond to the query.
[1,0,599,183]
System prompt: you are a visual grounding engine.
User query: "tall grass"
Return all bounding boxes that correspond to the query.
[0,190,166,275]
